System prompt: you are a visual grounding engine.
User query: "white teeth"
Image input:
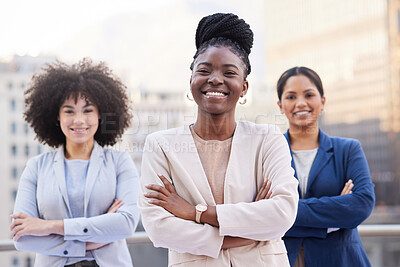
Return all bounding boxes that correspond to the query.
[73,128,87,132]
[206,92,225,96]
[296,111,309,115]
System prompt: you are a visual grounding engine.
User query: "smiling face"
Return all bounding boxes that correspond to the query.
[59,94,100,148]
[190,46,248,117]
[278,74,325,131]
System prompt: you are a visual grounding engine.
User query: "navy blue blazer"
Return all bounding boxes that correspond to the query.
[283,129,375,267]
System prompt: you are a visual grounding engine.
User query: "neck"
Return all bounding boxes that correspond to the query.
[65,139,94,160]
[288,124,319,150]
[193,111,236,140]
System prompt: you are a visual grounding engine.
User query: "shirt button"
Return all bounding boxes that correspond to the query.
[63,250,68,255]
[83,228,88,233]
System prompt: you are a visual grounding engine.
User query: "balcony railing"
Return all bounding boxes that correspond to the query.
[1,224,399,252]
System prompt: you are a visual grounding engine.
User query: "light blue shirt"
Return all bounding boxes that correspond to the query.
[64,159,89,218]
[64,159,94,264]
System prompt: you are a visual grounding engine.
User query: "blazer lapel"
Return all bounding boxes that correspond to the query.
[84,142,103,216]
[306,129,333,197]
[222,121,254,203]
[174,125,216,205]
[284,131,300,195]
[53,146,73,218]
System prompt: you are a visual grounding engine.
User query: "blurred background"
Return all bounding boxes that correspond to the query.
[1,0,399,266]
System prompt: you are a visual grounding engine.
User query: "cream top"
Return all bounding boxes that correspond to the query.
[190,125,233,205]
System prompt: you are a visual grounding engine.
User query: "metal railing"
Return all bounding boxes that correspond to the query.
[1,225,400,252]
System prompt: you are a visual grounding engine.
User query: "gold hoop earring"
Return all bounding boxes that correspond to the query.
[186,90,194,101]
[239,95,247,105]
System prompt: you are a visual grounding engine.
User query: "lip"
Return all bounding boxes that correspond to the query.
[70,127,89,134]
[294,111,311,116]
[201,90,229,98]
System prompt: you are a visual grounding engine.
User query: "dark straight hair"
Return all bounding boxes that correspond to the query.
[277,66,324,101]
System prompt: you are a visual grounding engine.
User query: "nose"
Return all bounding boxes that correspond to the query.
[295,96,307,108]
[73,112,85,124]
[208,71,223,86]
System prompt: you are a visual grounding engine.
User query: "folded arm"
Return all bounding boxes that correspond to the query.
[293,141,375,229]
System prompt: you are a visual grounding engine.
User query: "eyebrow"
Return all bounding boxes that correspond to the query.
[284,88,317,94]
[61,103,94,109]
[197,62,240,70]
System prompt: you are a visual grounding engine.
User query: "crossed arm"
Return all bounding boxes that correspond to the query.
[145,174,272,249]
[146,175,354,247]
[10,199,123,250]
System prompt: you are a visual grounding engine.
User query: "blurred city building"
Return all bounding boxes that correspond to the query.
[0,55,55,267]
[264,1,400,265]
[264,0,400,208]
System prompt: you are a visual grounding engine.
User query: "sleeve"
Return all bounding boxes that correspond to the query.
[138,134,224,259]
[64,152,140,243]
[284,225,327,238]
[13,157,86,257]
[293,140,375,229]
[216,130,299,241]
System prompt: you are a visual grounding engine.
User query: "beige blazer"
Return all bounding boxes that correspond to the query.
[139,121,299,267]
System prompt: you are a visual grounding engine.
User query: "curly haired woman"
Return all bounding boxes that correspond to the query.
[10,58,140,267]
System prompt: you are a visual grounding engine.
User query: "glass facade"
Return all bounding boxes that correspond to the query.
[265,0,400,207]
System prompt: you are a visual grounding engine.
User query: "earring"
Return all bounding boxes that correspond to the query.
[99,118,103,125]
[239,95,247,105]
[56,120,60,127]
[320,108,326,116]
[186,90,194,101]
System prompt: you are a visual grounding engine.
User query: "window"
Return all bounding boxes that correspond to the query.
[12,189,17,201]
[11,122,17,134]
[25,144,30,157]
[11,144,17,156]
[26,257,32,267]
[12,167,18,179]
[11,257,19,267]
[24,123,29,134]
[11,99,16,111]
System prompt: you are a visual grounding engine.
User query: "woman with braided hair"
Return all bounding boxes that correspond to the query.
[139,13,298,266]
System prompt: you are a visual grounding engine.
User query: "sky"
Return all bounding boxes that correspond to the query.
[0,0,173,59]
[0,0,267,93]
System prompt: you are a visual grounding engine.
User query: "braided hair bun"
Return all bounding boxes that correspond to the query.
[195,13,253,55]
[191,13,254,77]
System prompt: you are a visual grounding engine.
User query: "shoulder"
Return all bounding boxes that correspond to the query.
[237,121,289,153]
[100,147,138,174]
[327,134,361,151]
[144,126,190,149]
[237,121,282,137]
[100,146,133,163]
[320,131,364,159]
[26,149,58,168]
[146,126,187,140]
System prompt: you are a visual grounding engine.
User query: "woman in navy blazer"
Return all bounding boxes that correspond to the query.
[276,66,375,267]
[10,59,140,267]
